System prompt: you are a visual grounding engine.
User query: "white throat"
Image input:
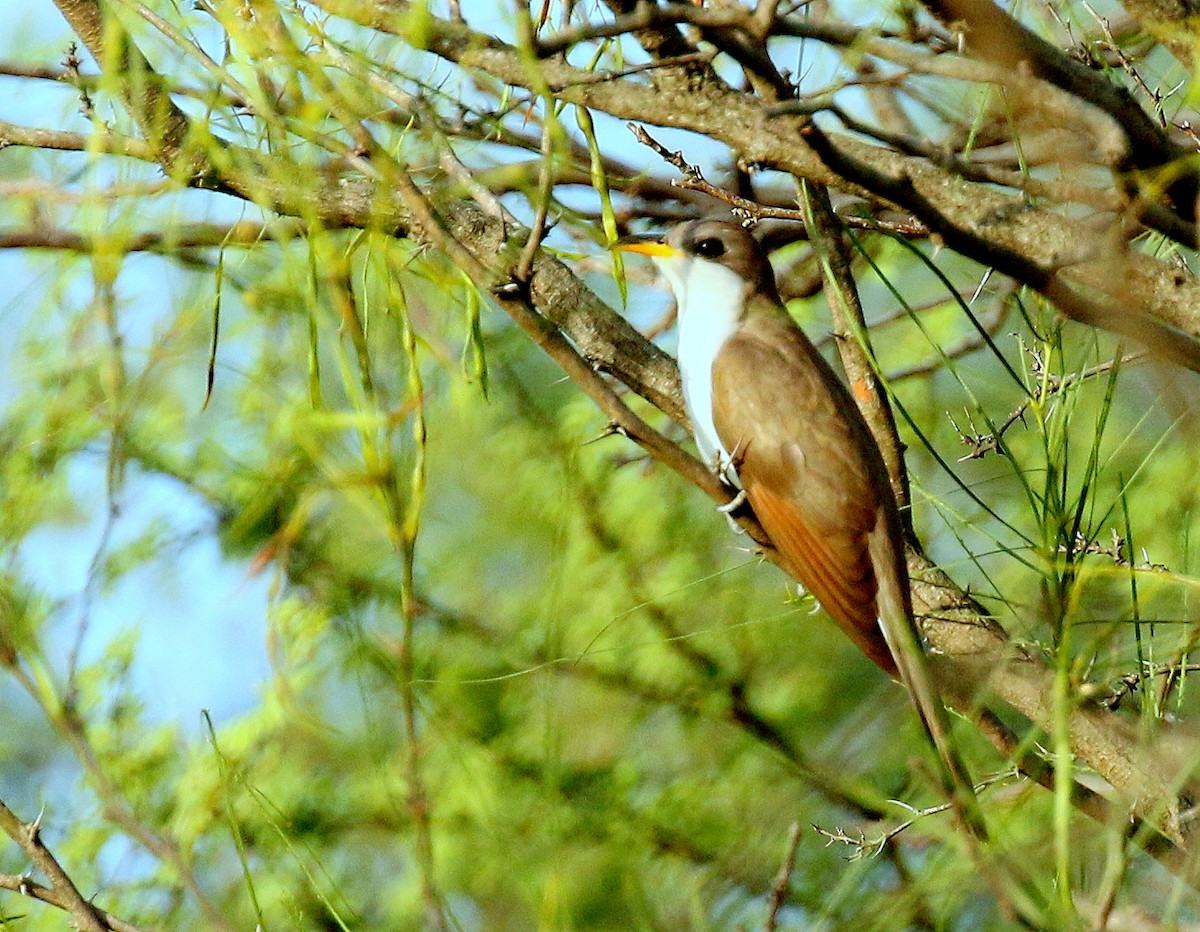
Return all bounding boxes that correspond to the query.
[654,255,746,482]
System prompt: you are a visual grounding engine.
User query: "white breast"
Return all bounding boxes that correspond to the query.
[654,256,746,482]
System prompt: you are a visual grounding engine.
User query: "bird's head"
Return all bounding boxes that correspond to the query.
[615,220,779,309]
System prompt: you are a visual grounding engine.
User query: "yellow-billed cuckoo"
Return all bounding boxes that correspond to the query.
[617,220,984,832]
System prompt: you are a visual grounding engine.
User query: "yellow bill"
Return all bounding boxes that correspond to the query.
[612,235,681,258]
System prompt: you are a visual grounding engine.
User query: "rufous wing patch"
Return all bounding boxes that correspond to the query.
[745,477,896,673]
[709,312,901,672]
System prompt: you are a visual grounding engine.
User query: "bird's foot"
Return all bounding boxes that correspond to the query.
[708,443,745,488]
[717,489,747,514]
[718,489,748,534]
[723,440,747,477]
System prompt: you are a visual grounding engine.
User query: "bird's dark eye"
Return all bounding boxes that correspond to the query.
[693,237,726,259]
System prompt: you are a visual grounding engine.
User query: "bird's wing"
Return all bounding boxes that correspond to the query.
[710,308,898,671]
[712,306,988,836]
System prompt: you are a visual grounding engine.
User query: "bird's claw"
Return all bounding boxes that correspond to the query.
[717,489,747,514]
[718,489,747,535]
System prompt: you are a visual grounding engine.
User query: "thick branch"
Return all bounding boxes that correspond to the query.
[801,123,1200,372]
[919,0,1191,206]
[312,0,1200,371]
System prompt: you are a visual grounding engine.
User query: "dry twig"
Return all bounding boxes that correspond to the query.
[0,798,139,932]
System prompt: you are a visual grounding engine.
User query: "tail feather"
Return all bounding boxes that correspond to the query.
[868,522,989,841]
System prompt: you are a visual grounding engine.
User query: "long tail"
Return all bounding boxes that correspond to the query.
[868,524,989,842]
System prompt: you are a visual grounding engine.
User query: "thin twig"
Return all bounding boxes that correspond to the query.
[547,51,715,89]
[629,122,803,221]
[814,772,1014,861]
[0,799,114,932]
[0,118,153,160]
[0,221,291,253]
[764,822,802,932]
[0,55,247,111]
[1105,662,1200,710]
[516,114,555,284]
[628,122,928,235]
[949,351,1145,460]
[888,297,1011,381]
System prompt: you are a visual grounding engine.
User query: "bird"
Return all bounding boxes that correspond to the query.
[616,219,985,834]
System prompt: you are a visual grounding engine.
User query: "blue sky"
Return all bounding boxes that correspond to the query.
[0,4,273,740]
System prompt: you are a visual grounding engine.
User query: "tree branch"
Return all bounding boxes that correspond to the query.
[0,221,294,252]
[0,799,120,932]
[798,179,913,517]
[918,0,1193,214]
[51,0,206,180]
[801,121,1200,372]
[0,117,153,159]
[312,0,1200,371]
[0,871,145,932]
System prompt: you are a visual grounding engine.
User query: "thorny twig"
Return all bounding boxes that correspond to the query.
[62,43,94,120]
[629,121,794,226]
[949,347,1145,460]
[627,123,928,236]
[814,772,1016,860]
[0,870,145,932]
[947,404,1029,461]
[1079,1,1177,129]
[1058,528,1168,572]
[0,798,130,932]
[815,804,956,861]
[1105,662,1200,710]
